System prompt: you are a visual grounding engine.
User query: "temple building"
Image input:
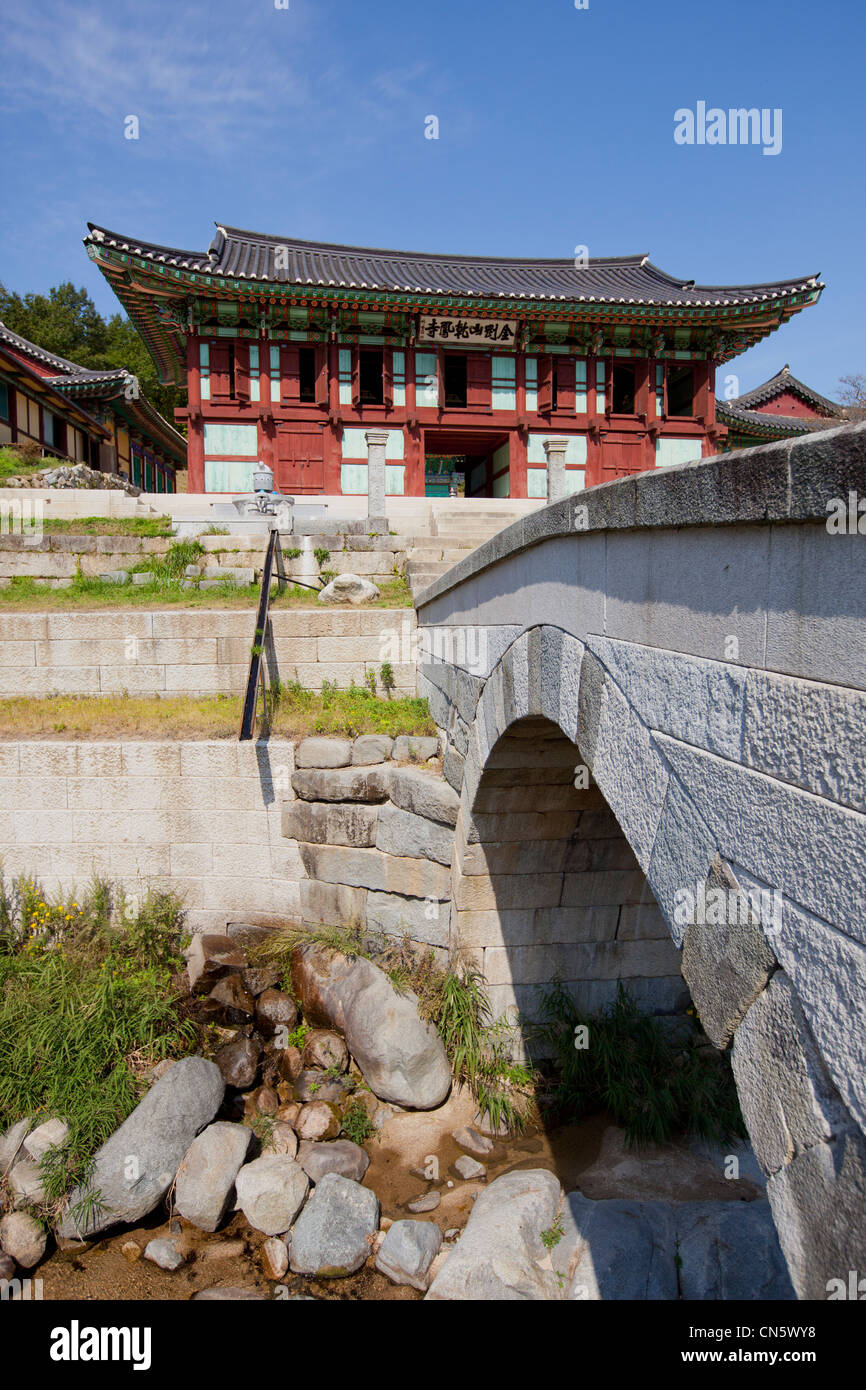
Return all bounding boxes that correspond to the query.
[84,222,823,498]
[717,364,847,451]
[0,321,185,491]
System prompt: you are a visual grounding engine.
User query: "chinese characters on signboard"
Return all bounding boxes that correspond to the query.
[418,316,517,345]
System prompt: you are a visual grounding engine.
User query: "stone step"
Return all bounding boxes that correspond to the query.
[434,519,509,533]
[433,510,517,527]
[404,561,452,580]
[407,569,449,594]
[405,534,490,552]
[434,528,510,544]
[405,549,471,567]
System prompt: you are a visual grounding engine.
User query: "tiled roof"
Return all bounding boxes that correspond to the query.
[716,400,844,438]
[44,367,130,389]
[0,320,92,377]
[726,364,843,416]
[0,320,185,465]
[85,223,822,307]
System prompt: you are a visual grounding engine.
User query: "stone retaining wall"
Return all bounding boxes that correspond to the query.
[0,608,417,696]
[0,530,407,589]
[0,733,449,946]
[0,739,301,934]
[281,734,452,956]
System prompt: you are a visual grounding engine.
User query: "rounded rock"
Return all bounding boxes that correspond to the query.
[264,1123,299,1159]
[255,989,299,1038]
[295,1101,341,1142]
[0,1211,47,1269]
[144,1238,185,1271]
[288,1172,380,1276]
[215,1036,261,1090]
[302,1029,349,1073]
[261,1236,289,1280]
[297,1139,369,1185]
[234,1155,309,1236]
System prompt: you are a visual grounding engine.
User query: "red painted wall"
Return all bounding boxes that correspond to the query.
[755,390,825,418]
[176,337,716,495]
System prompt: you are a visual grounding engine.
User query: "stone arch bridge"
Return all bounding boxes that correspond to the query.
[412,422,866,1300]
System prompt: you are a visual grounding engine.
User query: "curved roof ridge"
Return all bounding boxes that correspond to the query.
[730,365,842,415]
[0,319,92,376]
[217,225,650,269]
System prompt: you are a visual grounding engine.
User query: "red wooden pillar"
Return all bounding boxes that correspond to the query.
[509,428,528,498]
[695,359,712,422]
[186,336,205,493]
[510,354,528,497]
[328,340,340,415]
[634,359,650,419]
[404,349,424,496]
[323,340,342,492]
[404,425,423,495]
[584,430,602,488]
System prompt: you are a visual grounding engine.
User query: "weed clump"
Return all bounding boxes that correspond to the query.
[535,978,745,1149]
[0,872,194,1212]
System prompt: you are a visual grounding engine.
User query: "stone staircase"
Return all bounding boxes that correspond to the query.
[403,508,522,600]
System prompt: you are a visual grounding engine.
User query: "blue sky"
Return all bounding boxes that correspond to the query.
[1,0,863,398]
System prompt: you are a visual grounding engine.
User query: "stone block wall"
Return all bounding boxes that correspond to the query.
[0,739,301,934]
[450,716,686,1025]
[0,530,407,589]
[0,608,417,697]
[281,734,454,956]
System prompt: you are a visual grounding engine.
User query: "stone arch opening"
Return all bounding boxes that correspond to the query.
[446,710,795,1298]
[451,715,687,1041]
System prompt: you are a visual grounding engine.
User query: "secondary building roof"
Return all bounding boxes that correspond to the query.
[0,321,186,468]
[717,364,847,443]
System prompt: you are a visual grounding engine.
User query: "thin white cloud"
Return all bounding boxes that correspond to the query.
[0,1,314,150]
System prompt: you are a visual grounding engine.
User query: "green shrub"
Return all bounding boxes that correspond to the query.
[0,872,195,1209]
[341,1102,376,1146]
[535,978,745,1149]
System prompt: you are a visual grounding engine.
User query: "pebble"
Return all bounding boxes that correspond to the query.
[261,1236,289,1280]
[407,1191,441,1213]
[144,1238,185,1271]
[120,1241,142,1264]
[452,1126,494,1157]
[200,1239,247,1261]
[455,1155,486,1181]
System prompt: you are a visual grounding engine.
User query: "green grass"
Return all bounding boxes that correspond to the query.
[0,572,415,611]
[0,446,49,481]
[269,681,436,739]
[0,686,435,740]
[41,516,175,537]
[535,978,746,1149]
[0,873,195,1214]
[130,537,204,578]
[0,573,260,609]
